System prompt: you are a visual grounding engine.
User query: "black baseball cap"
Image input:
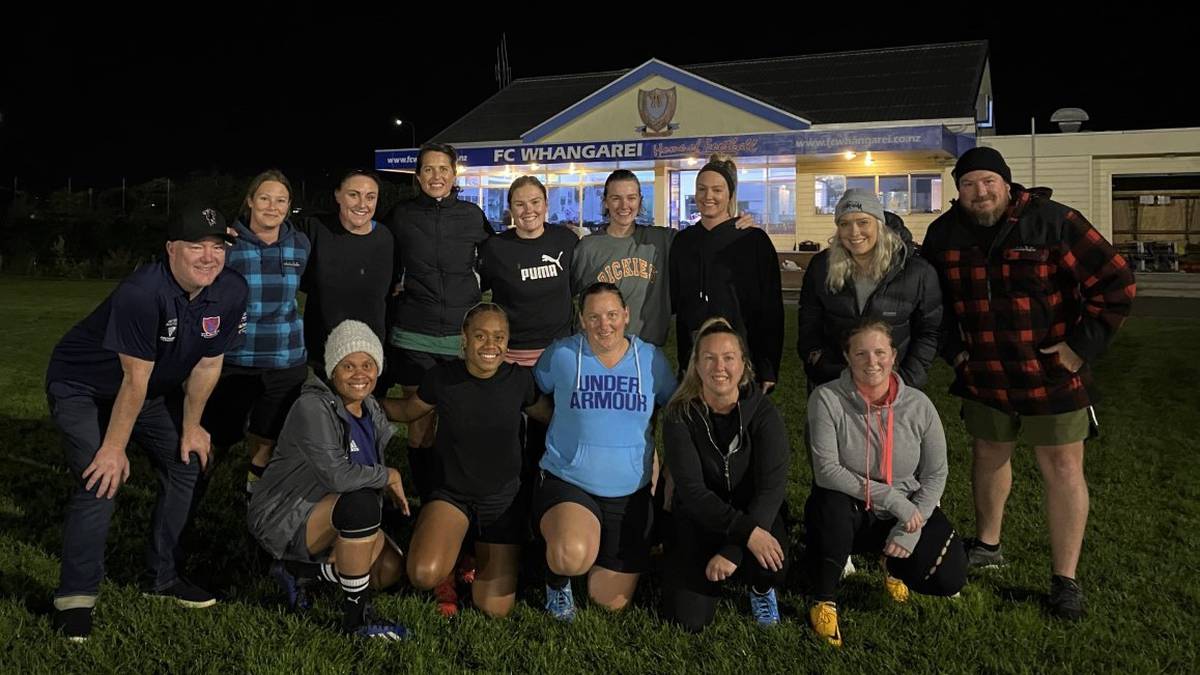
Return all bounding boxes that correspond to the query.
[167,206,234,244]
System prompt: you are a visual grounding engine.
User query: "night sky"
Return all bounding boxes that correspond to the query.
[2,13,1195,191]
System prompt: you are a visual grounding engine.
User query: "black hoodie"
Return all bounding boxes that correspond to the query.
[669,219,783,382]
[663,384,790,566]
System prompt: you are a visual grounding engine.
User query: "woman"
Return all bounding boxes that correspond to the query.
[480,176,578,367]
[804,320,966,647]
[202,170,310,496]
[661,317,791,631]
[385,143,493,502]
[670,155,783,392]
[797,188,941,393]
[573,170,755,347]
[248,320,410,640]
[384,304,550,618]
[300,170,395,383]
[532,283,677,621]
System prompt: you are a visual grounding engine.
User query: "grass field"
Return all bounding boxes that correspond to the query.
[1,276,1197,673]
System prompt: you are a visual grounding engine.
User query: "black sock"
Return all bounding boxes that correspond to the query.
[545,571,569,590]
[339,571,371,629]
[284,560,319,583]
[975,539,1000,552]
[248,463,267,478]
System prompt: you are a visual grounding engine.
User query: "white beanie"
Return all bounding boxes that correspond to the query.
[324,320,384,379]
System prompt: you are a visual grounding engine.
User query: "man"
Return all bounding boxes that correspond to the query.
[922,146,1135,620]
[45,206,249,640]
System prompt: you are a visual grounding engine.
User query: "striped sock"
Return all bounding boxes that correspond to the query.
[339,572,371,628]
[319,562,338,584]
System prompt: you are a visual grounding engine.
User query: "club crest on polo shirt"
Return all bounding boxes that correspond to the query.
[519,251,565,281]
[201,316,221,338]
[160,318,179,343]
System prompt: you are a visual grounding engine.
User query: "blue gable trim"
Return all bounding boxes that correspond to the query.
[520,59,811,143]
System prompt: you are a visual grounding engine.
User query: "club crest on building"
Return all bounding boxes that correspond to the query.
[637,87,679,137]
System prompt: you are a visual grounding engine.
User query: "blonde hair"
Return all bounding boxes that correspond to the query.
[825,216,902,293]
[665,317,755,422]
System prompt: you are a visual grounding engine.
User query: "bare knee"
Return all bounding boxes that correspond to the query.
[1037,445,1086,484]
[546,538,594,577]
[474,592,516,618]
[406,555,452,590]
[974,439,1014,466]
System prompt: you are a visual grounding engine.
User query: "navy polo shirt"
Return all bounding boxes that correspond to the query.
[47,261,249,399]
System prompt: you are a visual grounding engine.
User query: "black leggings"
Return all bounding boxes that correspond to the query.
[660,510,789,633]
[804,485,965,602]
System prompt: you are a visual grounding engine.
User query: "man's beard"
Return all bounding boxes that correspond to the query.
[965,199,1008,227]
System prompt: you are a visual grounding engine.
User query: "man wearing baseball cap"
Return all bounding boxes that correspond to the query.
[45,205,249,641]
[922,147,1135,620]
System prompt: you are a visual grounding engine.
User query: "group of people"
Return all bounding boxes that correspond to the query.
[44,144,1135,647]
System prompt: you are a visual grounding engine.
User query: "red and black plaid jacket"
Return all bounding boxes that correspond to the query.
[922,186,1136,415]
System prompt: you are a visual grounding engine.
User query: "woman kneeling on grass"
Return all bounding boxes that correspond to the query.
[382,303,551,618]
[804,319,966,647]
[661,317,791,631]
[532,282,677,621]
[248,320,410,640]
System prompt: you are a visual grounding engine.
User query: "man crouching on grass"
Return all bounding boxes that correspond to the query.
[44,206,248,641]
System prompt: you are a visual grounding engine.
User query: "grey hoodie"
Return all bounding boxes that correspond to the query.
[807,370,947,553]
[571,225,674,346]
[247,375,394,560]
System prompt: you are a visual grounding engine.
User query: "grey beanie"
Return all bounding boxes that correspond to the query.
[324,320,384,379]
[834,188,886,225]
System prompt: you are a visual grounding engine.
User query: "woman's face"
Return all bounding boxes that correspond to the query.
[836,212,880,259]
[581,290,629,354]
[335,175,379,231]
[463,311,508,377]
[845,329,895,390]
[417,150,456,200]
[509,184,547,238]
[696,171,731,220]
[331,351,378,406]
[697,332,744,400]
[247,180,290,231]
[604,179,641,228]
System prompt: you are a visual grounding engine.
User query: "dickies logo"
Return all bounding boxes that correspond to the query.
[201,316,221,339]
[202,208,219,227]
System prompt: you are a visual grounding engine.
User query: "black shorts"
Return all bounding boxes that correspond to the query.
[430,488,528,545]
[395,349,459,388]
[534,472,653,574]
[202,363,308,447]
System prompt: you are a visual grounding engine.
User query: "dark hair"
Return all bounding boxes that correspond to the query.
[508,175,547,205]
[243,169,292,217]
[601,169,644,219]
[417,142,458,172]
[842,318,894,353]
[337,169,381,191]
[462,302,508,333]
[578,281,626,310]
[698,153,737,193]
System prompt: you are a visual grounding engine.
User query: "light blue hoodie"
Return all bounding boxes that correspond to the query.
[535,334,676,497]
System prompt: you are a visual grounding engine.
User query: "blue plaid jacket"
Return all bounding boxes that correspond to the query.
[224,220,310,369]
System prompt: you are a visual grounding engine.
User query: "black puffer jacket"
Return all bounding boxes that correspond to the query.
[386,191,493,337]
[663,384,790,566]
[796,212,942,391]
